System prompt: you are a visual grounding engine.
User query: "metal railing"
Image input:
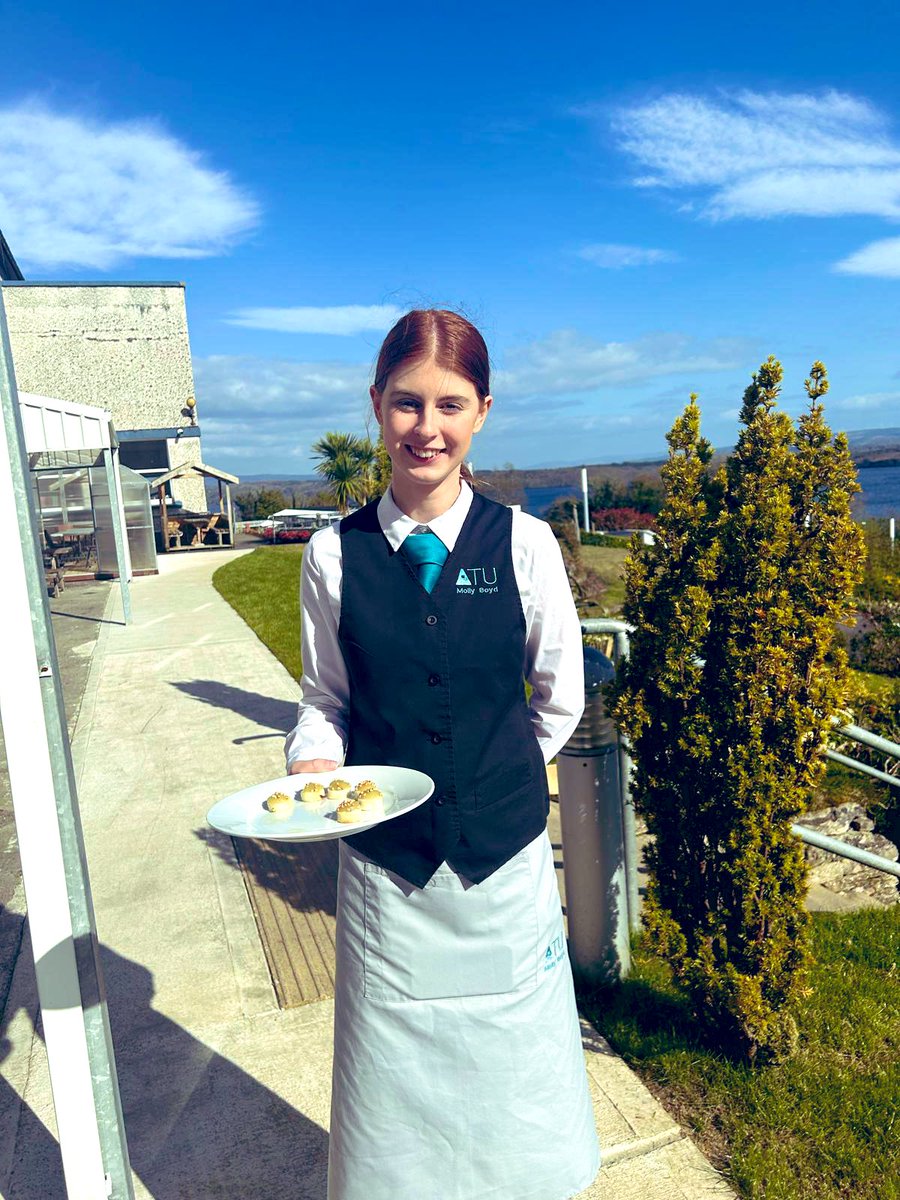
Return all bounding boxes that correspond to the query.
[577,618,900,911]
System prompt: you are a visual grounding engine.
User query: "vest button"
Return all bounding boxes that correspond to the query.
[430,733,443,744]
[425,614,438,626]
[428,674,440,687]
[434,796,445,807]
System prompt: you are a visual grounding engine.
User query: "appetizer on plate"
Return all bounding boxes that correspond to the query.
[326,778,352,801]
[299,781,327,808]
[335,797,367,824]
[265,791,295,819]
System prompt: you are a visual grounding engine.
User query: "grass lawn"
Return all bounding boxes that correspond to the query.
[581,907,900,1200]
[213,545,305,680]
[580,544,629,615]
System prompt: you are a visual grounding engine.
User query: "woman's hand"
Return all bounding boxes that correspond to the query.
[288,759,339,775]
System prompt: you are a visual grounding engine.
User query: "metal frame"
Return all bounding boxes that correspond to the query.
[0,290,134,1198]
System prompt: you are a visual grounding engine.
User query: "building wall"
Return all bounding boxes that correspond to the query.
[166,434,206,510]
[3,283,206,510]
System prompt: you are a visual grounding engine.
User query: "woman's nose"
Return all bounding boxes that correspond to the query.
[416,406,438,437]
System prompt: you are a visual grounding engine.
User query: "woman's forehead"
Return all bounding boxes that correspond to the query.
[386,355,478,398]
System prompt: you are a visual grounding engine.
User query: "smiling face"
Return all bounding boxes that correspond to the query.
[371,355,491,519]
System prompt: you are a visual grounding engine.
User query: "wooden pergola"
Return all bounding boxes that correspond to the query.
[153,461,239,552]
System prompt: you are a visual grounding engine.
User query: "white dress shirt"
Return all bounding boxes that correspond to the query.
[284,484,585,768]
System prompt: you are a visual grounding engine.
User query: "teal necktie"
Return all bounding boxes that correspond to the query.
[402,530,448,594]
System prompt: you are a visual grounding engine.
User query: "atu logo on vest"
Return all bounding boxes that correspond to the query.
[455,567,499,595]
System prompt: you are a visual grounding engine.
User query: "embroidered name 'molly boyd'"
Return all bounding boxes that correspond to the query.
[455,565,499,593]
[337,491,549,888]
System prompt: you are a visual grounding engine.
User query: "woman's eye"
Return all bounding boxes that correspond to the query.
[396,399,419,411]
[441,403,463,414]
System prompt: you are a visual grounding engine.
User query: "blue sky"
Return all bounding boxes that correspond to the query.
[3,0,900,474]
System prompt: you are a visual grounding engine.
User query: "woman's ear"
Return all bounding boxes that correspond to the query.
[370,384,383,425]
[473,394,492,433]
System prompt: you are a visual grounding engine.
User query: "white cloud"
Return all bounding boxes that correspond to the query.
[833,236,900,277]
[829,390,900,410]
[193,355,373,465]
[495,330,754,402]
[194,355,370,416]
[0,100,258,269]
[226,304,404,334]
[193,332,758,469]
[577,243,680,268]
[605,89,900,223]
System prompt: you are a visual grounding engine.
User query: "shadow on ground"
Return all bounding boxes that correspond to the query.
[1,915,329,1200]
[170,681,297,745]
[196,827,338,919]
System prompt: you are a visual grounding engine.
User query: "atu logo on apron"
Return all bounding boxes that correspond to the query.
[455,566,499,595]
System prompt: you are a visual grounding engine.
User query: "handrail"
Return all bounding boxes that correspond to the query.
[792,824,900,879]
[832,718,900,761]
[825,749,900,789]
[580,618,633,635]
[578,617,900,895]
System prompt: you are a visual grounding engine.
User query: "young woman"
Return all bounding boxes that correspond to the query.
[286,310,600,1200]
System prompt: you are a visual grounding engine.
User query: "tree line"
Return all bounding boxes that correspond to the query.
[235,432,393,519]
[545,477,665,531]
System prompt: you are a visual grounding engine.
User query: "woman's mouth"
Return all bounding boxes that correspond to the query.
[405,445,444,462]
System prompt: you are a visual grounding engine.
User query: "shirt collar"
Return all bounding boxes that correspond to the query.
[377,482,474,553]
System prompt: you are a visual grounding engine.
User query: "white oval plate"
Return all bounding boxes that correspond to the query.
[207,765,435,843]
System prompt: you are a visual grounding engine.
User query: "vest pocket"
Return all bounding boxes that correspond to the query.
[473,761,534,810]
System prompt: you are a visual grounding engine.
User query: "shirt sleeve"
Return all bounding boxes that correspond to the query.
[284,528,350,768]
[513,513,585,763]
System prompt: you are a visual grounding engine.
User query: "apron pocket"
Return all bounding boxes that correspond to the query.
[362,857,537,1003]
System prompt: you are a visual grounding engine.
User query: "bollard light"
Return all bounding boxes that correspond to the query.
[557,644,631,984]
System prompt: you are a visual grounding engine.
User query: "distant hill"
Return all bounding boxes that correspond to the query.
[220,427,900,514]
[237,473,318,483]
[845,427,900,467]
[845,427,900,454]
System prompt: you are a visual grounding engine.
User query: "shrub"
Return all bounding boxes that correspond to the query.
[611,360,866,1062]
[581,532,633,549]
[590,506,658,531]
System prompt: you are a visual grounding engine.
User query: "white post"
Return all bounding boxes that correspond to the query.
[581,467,590,533]
[890,516,896,550]
[104,447,132,624]
[0,292,133,1198]
[226,483,235,546]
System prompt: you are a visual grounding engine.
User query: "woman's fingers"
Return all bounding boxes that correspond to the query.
[288,759,339,775]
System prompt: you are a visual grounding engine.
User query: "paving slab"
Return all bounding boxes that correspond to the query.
[0,549,737,1200]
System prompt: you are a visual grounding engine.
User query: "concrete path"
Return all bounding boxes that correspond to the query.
[0,549,735,1199]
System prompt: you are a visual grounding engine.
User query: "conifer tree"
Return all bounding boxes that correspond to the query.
[612,360,865,1061]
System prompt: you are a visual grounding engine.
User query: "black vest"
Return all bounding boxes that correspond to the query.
[337,492,550,888]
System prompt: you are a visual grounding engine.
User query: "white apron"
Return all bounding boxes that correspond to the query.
[328,830,600,1200]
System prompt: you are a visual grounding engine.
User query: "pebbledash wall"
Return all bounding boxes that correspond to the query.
[2,282,207,512]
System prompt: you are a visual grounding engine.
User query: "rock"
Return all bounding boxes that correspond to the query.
[799,803,899,906]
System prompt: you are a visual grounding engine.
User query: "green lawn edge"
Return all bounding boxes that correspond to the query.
[212,545,305,681]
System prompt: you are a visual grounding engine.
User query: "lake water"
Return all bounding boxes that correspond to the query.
[856,463,900,518]
[524,485,582,517]
[524,466,900,519]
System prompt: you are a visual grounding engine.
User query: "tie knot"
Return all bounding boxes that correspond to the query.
[403,530,448,593]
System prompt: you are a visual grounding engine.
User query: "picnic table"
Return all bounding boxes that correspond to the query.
[164,512,230,550]
[45,526,97,571]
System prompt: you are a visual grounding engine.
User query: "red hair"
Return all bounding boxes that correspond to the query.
[373,309,491,401]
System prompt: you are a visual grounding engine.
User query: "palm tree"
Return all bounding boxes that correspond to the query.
[311,432,378,513]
